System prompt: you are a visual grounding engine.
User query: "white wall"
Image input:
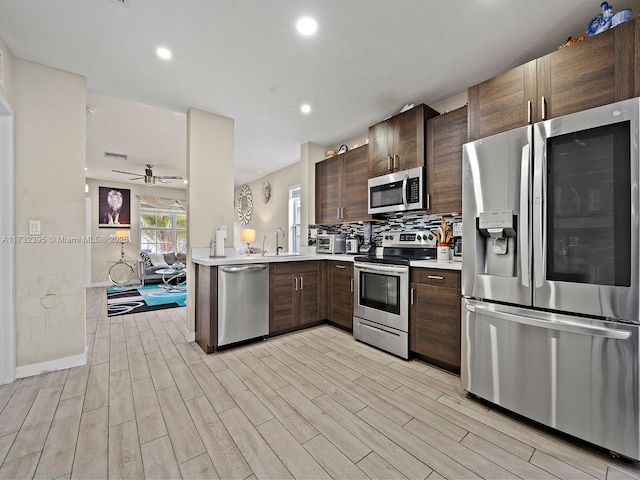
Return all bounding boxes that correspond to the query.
[233,162,300,253]
[13,59,86,370]
[85,178,186,286]
[0,34,14,104]
[186,108,235,334]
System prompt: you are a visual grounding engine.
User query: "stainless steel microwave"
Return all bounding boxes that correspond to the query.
[368,166,426,214]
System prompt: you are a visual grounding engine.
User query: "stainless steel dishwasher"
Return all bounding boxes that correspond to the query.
[217,264,269,347]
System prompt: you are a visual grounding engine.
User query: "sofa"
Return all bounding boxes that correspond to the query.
[138,251,187,285]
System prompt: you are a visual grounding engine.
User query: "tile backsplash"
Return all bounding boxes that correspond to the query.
[309,212,462,246]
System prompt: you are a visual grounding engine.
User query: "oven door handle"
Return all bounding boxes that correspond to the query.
[355,264,407,275]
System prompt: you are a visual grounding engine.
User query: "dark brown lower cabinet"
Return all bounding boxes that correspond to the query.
[195,264,217,354]
[326,260,354,331]
[410,268,461,373]
[269,261,322,335]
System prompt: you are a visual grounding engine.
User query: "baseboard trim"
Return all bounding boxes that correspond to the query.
[16,348,88,379]
[184,327,195,342]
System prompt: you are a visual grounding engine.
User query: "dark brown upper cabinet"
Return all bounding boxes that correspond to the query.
[468,17,638,141]
[426,106,467,215]
[316,144,371,224]
[368,104,439,178]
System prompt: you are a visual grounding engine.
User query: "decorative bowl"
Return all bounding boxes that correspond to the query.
[612,8,631,27]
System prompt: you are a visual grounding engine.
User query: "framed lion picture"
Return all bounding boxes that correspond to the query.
[99,186,131,228]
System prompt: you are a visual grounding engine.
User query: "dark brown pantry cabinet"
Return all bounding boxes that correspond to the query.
[269,261,323,334]
[368,104,439,178]
[468,17,638,141]
[426,106,467,215]
[315,144,370,224]
[326,260,354,331]
[410,268,461,373]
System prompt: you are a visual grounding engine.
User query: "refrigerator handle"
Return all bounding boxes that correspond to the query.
[520,144,530,287]
[533,129,545,288]
[469,304,631,340]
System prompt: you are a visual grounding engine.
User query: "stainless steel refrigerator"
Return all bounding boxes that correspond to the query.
[462,97,640,460]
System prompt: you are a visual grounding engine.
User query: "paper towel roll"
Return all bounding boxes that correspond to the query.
[216,229,225,257]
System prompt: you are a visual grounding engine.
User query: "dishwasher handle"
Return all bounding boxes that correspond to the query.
[220,264,268,273]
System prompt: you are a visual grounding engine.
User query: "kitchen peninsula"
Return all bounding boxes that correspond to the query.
[192,249,462,371]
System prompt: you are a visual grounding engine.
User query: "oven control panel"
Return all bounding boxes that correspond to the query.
[381,230,437,247]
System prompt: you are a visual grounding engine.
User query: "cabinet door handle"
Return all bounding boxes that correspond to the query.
[410,287,414,305]
[394,155,399,171]
[350,278,354,292]
[527,100,532,124]
[427,275,444,280]
[336,207,340,220]
[426,193,430,210]
[387,154,392,172]
[541,96,547,120]
[341,207,344,219]
[336,265,346,269]
[294,277,298,291]
[299,276,303,290]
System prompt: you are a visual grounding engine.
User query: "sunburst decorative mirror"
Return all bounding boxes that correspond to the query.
[237,184,253,225]
[261,180,271,204]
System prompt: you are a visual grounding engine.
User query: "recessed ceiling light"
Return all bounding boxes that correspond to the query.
[296,17,317,35]
[183,179,188,184]
[156,47,172,60]
[300,104,312,114]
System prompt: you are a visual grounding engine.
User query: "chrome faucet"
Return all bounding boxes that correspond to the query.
[262,235,267,256]
[276,227,285,255]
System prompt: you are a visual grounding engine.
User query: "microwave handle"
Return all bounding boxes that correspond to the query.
[402,173,409,206]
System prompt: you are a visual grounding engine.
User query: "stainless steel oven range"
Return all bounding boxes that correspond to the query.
[353,230,436,358]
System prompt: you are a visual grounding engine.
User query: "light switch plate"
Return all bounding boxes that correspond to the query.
[29,220,40,235]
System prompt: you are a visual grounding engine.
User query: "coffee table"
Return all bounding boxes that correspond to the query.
[155,268,187,291]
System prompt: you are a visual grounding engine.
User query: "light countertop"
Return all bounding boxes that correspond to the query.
[191,248,462,271]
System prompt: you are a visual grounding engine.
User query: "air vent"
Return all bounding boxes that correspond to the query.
[104,152,128,161]
[0,48,4,88]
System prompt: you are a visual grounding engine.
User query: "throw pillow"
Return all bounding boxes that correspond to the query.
[163,252,177,265]
[148,252,169,267]
[140,252,152,267]
[176,252,187,263]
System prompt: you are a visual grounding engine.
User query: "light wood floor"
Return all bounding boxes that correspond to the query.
[0,288,639,479]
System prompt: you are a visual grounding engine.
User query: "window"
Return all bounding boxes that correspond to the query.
[288,184,301,253]
[140,202,187,253]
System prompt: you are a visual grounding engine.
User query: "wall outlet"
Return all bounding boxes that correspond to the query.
[29,220,40,235]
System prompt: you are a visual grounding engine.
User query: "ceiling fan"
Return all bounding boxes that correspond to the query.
[112,164,183,184]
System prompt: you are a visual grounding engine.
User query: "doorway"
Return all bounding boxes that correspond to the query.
[0,93,15,384]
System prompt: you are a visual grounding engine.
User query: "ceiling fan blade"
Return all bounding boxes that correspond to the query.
[156,175,183,180]
[156,178,170,184]
[112,169,141,176]
[129,177,144,181]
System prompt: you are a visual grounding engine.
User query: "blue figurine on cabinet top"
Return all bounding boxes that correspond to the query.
[586,2,631,35]
[586,2,614,36]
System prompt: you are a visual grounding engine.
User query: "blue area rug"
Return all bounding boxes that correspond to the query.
[107,284,186,317]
